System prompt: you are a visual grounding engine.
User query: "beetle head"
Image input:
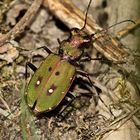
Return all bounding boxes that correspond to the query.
[59,28,91,61]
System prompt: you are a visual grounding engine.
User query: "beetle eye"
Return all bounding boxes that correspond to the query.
[79,42,90,49]
[70,28,80,37]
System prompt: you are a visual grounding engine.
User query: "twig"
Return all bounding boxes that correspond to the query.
[96,106,140,138]
[110,106,140,128]
[0,0,43,47]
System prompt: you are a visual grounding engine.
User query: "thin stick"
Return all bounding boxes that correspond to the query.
[0,0,43,47]
[96,106,140,137]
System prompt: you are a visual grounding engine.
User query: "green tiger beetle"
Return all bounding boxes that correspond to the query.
[25,0,95,115]
[25,0,135,115]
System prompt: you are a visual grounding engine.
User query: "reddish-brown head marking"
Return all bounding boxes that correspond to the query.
[47,84,57,96]
[70,36,83,47]
[35,76,43,87]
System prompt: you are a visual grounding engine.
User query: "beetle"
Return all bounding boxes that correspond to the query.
[25,27,94,114]
[25,0,96,115]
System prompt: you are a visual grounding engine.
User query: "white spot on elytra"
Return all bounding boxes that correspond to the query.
[48,88,53,93]
[36,80,40,85]
[49,107,52,110]
[70,77,72,80]
[62,91,65,94]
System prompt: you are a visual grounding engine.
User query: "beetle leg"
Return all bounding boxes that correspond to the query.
[57,92,75,121]
[79,57,101,62]
[76,69,93,86]
[80,52,103,62]
[25,62,37,79]
[57,38,61,44]
[82,82,115,117]
[80,56,103,62]
[76,73,114,116]
[31,99,38,110]
[76,70,105,101]
[38,46,53,54]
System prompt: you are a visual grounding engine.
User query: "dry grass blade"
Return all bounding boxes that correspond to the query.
[95,106,140,138]
[0,93,11,114]
[20,80,40,140]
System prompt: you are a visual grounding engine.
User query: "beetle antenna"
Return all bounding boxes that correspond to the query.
[81,0,92,30]
[93,19,135,36]
[107,19,135,29]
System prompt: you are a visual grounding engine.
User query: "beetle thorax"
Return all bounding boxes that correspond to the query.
[59,31,87,60]
[59,28,91,61]
[59,37,83,61]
